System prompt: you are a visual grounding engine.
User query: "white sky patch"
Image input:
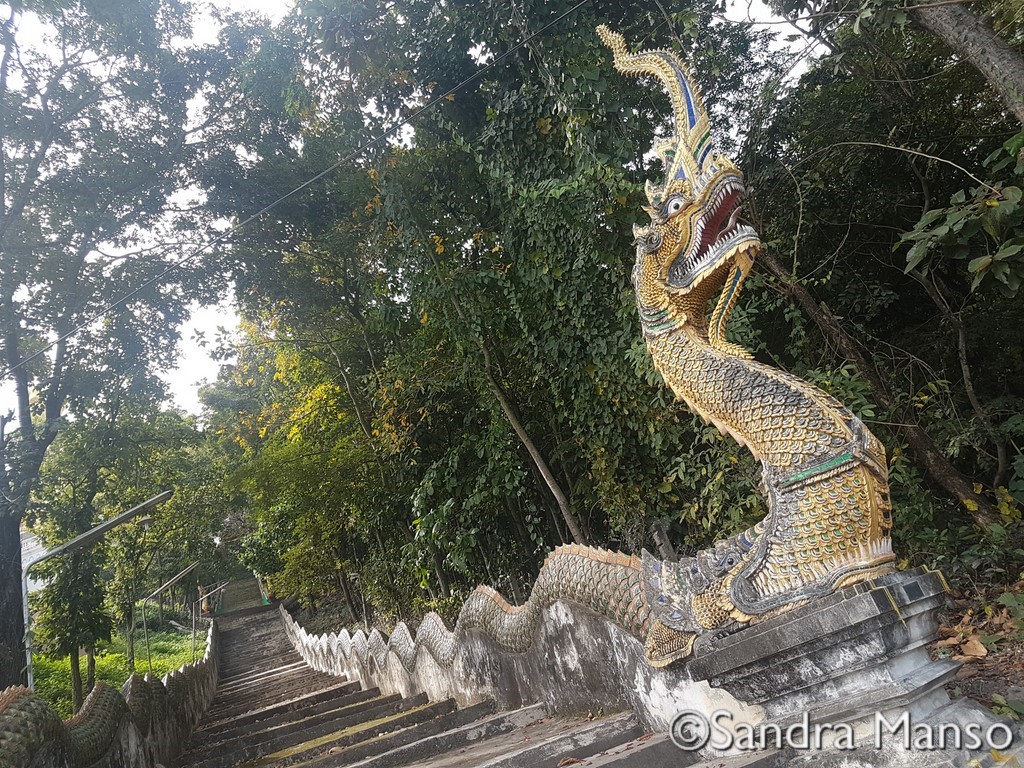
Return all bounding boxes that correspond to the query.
[723,0,823,78]
[166,296,240,416]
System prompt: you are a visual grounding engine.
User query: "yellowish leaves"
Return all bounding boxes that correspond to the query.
[997,486,1021,521]
[535,117,552,135]
[432,234,444,254]
[959,635,989,658]
[444,93,455,102]
[963,497,980,512]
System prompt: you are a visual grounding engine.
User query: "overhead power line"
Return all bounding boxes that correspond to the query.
[0,0,592,383]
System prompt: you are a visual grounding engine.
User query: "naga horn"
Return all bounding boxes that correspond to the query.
[597,25,715,207]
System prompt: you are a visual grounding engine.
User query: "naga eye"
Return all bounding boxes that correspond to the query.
[664,196,687,217]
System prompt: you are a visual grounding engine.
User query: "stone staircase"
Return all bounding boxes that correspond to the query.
[172,593,685,768]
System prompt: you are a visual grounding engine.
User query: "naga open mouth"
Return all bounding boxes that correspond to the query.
[666,177,759,292]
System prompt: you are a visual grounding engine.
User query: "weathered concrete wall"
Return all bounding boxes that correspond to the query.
[281,595,759,732]
[0,622,219,768]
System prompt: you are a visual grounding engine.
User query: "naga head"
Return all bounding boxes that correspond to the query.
[598,26,760,345]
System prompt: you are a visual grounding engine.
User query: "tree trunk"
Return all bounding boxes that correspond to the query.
[429,548,451,599]
[86,647,96,694]
[339,572,358,624]
[125,617,135,674]
[651,520,677,560]
[480,359,588,544]
[0,514,25,688]
[759,249,1000,528]
[911,270,1010,489]
[422,245,587,545]
[912,4,1024,126]
[70,650,84,712]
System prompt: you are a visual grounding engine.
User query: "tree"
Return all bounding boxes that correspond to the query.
[30,550,110,712]
[0,0,272,687]
[29,397,239,680]
[766,0,1024,126]
[910,3,1024,126]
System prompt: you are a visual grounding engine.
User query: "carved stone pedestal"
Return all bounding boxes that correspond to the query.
[673,568,1023,766]
[688,568,956,722]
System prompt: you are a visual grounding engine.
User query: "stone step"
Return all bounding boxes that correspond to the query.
[458,711,642,768]
[215,660,314,692]
[573,732,696,767]
[219,627,289,645]
[245,698,458,768]
[179,694,427,768]
[389,710,640,768]
[220,659,303,684]
[578,734,788,767]
[196,681,363,734]
[333,702,545,768]
[205,676,341,719]
[287,699,497,768]
[192,688,382,748]
[219,658,308,681]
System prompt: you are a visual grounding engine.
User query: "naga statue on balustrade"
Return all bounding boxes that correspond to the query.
[448,26,897,669]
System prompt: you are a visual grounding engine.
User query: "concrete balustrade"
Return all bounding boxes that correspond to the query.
[0,622,219,768]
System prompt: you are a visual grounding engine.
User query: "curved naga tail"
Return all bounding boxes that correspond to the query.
[455,545,652,652]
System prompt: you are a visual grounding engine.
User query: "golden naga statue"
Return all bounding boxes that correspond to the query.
[596,26,896,664]
[424,27,898,671]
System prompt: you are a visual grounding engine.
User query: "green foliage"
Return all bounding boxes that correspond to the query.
[191,0,793,625]
[32,629,207,720]
[30,553,112,661]
[901,133,1024,297]
[0,0,278,688]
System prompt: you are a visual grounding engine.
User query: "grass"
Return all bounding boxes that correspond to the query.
[33,628,208,719]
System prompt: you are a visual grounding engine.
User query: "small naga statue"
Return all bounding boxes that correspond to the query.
[455,27,896,669]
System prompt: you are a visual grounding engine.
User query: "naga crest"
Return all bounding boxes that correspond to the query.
[597,26,760,352]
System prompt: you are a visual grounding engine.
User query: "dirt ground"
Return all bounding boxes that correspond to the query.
[935,582,1024,717]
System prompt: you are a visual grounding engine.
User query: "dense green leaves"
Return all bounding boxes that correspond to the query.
[901,133,1024,297]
